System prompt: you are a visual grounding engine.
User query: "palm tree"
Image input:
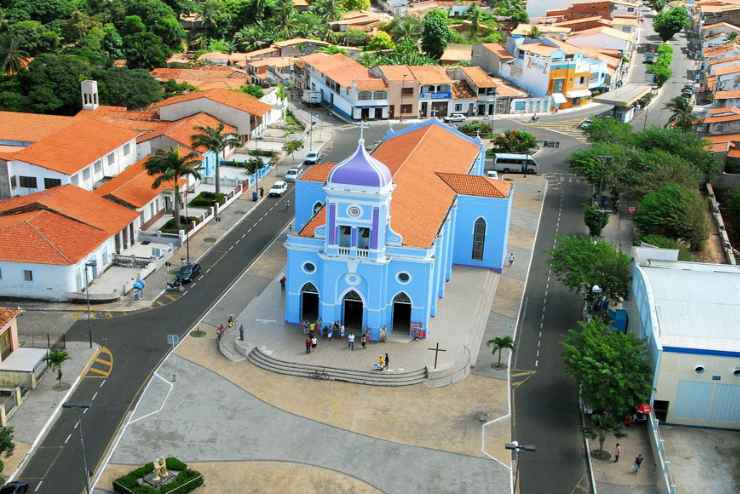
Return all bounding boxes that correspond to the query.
[276,83,288,119]
[390,16,422,43]
[145,148,202,231]
[487,336,514,368]
[665,96,694,131]
[469,5,481,37]
[528,26,541,38]
[0,36,28,76]
[46,350,70,388]
[191,123,240,195]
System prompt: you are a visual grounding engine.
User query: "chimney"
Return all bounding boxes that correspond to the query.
[81,80,99,111]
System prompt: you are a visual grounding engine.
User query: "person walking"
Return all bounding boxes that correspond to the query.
[259,186,264,198]
[217,323,225,341]
[305,336,311,354]
[361,333,367,350]
[347,333,355,351]
[311,335,318,350]
[339,323,345,339]
[632,453,644,473]
[508,252,515,267]
[239,324,245,341]
[384,352,390,370]
[227,314,235,329]
[614,443,622,463]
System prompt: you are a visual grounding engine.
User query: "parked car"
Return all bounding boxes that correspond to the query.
[175,263,202,284]
[578,119,592,130]
[443,113,466,123]
[284,168,301,182]
[0,481,29,494]
[304,152,320,165]
[269,180,289,197]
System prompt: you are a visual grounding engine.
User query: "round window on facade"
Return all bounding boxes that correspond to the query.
[302,262,316,274]
[347,205,362,218]
[694,365,705,375]
[397,272,411,284]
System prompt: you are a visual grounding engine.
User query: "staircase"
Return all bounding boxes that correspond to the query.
[218,332,247,362]
[247,346,428,386]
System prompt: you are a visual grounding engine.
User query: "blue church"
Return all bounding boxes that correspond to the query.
[284,120,513,341]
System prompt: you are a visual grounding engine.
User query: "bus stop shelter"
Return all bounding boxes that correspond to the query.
[594,84,655,123]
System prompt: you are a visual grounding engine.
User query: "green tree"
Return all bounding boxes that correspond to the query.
[122,0,185,49]
[387,15,422,43]
[46,349,70,386]
[632,127,721,179]
[5,19,62,56]
[487,336,514,368]
[191,123,240,195]
[6,0,76,24]
[311,0,343,22]
[341,0,370,10]
[549,235,632,303]
[0,425,15,481]
[19,53,92,114]
[145,148,203,231]
[0,35,29,76]
[240,84,264,99]
[421,9,451,59]
[320,44,349,55]
[563,319,652,416]
[469,4,481,36]
[640,234,693,261]
[664,95,694,131]
[123,31,169,69]
[634,183,708,250]
[492,129,538,154]
[585,413,620,458]
[568,142,632,197]
[584,116,634,145]
[94,67,163,109]
[367,31,395,51]
[631,149,701,197]
[161,79,196,98]
[284,139,304,158]
[342,28,368,47]
[584,204,609,237]
[646,0,667,12]
[654,7,690,42]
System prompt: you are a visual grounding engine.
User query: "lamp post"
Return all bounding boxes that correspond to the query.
[505,441,536,493]
[84,260,97,349]
[63,402,92,494]
[489,87,498,133]
[591,284,603,313]
[309,112,316,153]
[183,186,191,265]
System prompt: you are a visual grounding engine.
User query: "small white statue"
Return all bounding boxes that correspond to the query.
[153,457,168,481]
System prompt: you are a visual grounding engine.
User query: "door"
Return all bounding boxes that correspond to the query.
[389,105,395,118]
[374,108,383,119]
[300,283,319,322]
[478,104,486,116]
[361,108,370,120]
[0,330,12,360]
[420,102,428,117]
[342,290,364,329]
[392,292,412,332]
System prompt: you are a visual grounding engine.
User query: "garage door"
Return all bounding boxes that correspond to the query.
[674,380,740,427]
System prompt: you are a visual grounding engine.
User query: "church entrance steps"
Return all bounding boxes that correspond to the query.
[247,346,428,387]
[217,332,247,362]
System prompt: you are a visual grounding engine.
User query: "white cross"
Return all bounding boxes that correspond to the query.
[358,120,368,142]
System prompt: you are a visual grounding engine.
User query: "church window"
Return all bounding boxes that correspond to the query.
[358,227,370,249]
[302,262,316,274]
[396,272,411,284]
[339,226,352,247]
[472,218,486,260]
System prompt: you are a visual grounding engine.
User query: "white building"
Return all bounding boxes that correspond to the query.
[0,185,139,301]
[631,249,740,429]
[566,26,635,53]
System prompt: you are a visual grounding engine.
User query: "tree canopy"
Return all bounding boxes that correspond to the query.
[654,7,690,41]
[634,183,709,250]
[492,130,538,154]
[563,319,652,417]
[421,9,452,59]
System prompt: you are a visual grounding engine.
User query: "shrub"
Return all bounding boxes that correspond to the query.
[640,234,693,260]
[634,183,708,250]
[113,457,203,494]
[188,191,226,208]
[248,149,277,159]
[161,216,198,234]
[459,120,493,138]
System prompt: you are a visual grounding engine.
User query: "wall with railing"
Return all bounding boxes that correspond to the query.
[647,412,678,494]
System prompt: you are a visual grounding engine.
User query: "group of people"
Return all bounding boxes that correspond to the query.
[302,320,368,354]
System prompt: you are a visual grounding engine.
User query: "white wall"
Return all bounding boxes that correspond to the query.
[569,33,630,52]
[158,99,253,136]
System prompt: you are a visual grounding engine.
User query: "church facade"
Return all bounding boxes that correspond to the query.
[284,120,513,341]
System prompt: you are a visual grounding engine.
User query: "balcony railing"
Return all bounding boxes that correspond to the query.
[338,246,351,256]
[337,247,369,257]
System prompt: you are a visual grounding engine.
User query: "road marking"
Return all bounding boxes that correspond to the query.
[129,373,175,425]
[74,421,79,430]
[537,340,541,348]
[64,434,71,445]
[165,293,177,302]
[191,283,197,288]
[91,392,98,401]
[182,290,189,296]
[34,481,43,492]
[206,268,212,273]
[539,331,543,338]
[82,408,88,415]
[536,349,540,358]
[99,379,106,388]
[535,359,539,367]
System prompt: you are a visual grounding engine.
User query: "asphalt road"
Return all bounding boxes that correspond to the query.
[16,191,295,494]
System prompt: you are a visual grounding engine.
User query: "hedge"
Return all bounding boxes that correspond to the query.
[160,216,198,234]
[188,191,226,208]
[113,457,203,494]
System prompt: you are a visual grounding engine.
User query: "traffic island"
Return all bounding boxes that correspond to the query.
[112,457,203,494]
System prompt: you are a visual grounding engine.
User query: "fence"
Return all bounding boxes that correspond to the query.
[578,391,597,494]
[705,183,737,264]
[647,412,678,494]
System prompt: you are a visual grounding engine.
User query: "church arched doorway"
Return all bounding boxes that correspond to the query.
[392,292,412,332]
[300,283,319,322]
[342,290,364,329]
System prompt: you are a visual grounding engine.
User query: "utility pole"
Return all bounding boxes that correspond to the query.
[84,260,96,348]
[63,402,92,494]
[490,87,498,133]
[505,441,536,493]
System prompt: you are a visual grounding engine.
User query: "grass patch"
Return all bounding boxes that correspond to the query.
[160,216,198,234]
[188,191,225,208]
[112,457,203,494]
[285,110,305,133]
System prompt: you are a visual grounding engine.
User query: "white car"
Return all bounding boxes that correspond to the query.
[284,168,301,182]
[444,113,467,123]
[304,151,320,165]
[486,170,499,179]
[268,180,288,197]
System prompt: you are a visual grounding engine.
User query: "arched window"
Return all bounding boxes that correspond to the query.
[472,218,486,260]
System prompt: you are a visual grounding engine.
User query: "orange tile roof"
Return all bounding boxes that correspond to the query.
[709,55,740,65]
[300,53,382,89]
[715,89,740,99]
[408,65,452,85]
[0,112,74,143]
[481,43,514,61]
[728,147,740,158]
[93,158,183,208]
[151,66,247,91]
[300,163,335,182]
[440,44,472,63]
[703,112,740,124]
[299,206,325,237]
[436,173,512,198]
[0,184,138,236]
[7,118,139,175]
[152,88,271,117]
[709,141,731,152]
[157,113,237,151]
[0,210,110,265]
[377,65,416,81]
[519,43,559,57]
[0,307,20,328]
[713,63,740,76]
[490,77,528,98]
[462,66,496,88]
[705,43,740,58]
[705,132,740,143]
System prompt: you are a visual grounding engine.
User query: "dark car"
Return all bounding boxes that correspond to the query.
[175,263,202,284]
[0,482,29,494]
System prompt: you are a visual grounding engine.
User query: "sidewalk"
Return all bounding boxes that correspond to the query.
[6,342,98,478]
[592,422,658,494]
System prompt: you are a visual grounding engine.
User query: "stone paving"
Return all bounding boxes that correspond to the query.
[592,423,657,494]
[109,355,510,494]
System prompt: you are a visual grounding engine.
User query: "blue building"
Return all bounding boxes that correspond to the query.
[284,120,513,340]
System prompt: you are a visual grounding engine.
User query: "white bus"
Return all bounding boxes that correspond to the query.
[493,153,538,174]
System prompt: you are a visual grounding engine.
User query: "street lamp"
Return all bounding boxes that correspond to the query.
[505,441,536,493]
[309,112,317,153]
[489,87,498,133]
[63,402,92,494]
[84,260,97,349]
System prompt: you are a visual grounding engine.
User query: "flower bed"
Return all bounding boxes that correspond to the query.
[113,457,204,494]
[160,216,199,234]
[188,191,226,208]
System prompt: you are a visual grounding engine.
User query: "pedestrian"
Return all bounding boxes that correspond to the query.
[632,454,644,473]
[327,325,333,340]
[348,332,355,351]
[375,354,385,370]
[361,333,367,350]
[339,323,345,339]
[259,186,264,198]
[508,252,515,267]
[280,275,286,291]
[302,321,308,335]
[217,323,225,340]
[614,443,622,463]
[305,336,311,353]
[311,335,318,349]
[384,352,390,369]
[239,324,244,341]
[227,314,235,329]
